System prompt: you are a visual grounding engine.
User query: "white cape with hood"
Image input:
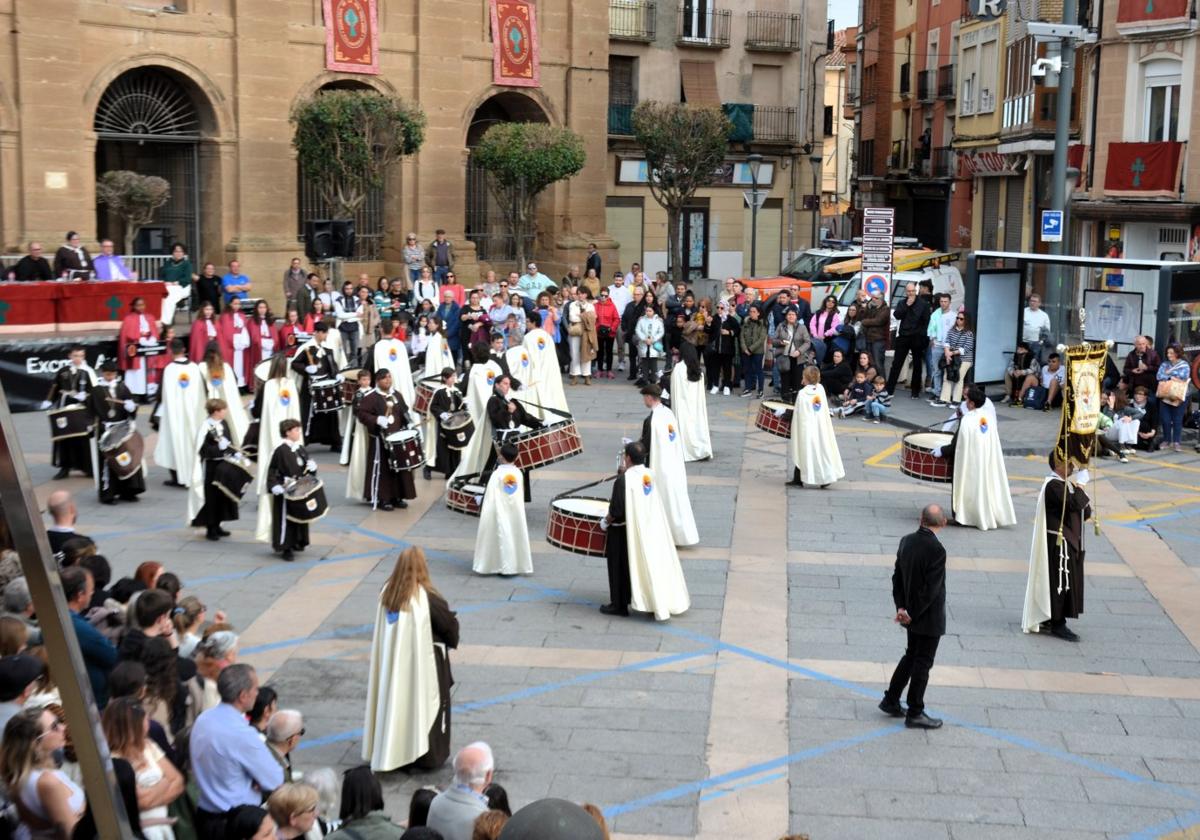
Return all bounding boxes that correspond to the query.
[344,387,371,501]
[422,335,456,466]
[647,404,699,546]
[952,407,1016,531]
[789,384,845,486]
[472,465,533,575]
[1022,474,1058,633]
[201,362,249,447]
[669,364,712,462]
[254,378,303,541]
[523,328,568,417]
[624,465,690,620]
[373,339,415,406]
[153,360,205,484]
[361,588,440,772]
[506,344,542,418]
[448,360,503,483]
[186,418,227,524]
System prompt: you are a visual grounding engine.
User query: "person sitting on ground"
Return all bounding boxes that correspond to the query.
[820,348,852,401]
[1029,352,1065,409]
[1102,388,1140,458]
[471,811,508,840]
[427,742,495,840]
[407,787,438,829]
[326,765,404,840]
[1131,386,1159,451]
[267,782,323,840]
[1003,342,1040,405]
[834,370,870,418]
[865,375,892,424]
[1119,334,1161,397]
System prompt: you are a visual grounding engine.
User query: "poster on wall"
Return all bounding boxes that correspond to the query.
[490,0,540,88]
[1083,289,1143,347]
[324,0,380,75]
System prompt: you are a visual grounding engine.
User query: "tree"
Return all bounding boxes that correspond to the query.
[473,122,586,270]
[291,90,426,220]
[95,171,171,255]
[631,102,732,283]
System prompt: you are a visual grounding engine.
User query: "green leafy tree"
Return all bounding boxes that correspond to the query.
[473,123,586,270]
[95,170,171,255]
[632,102,732,283]
[291,90,426,220]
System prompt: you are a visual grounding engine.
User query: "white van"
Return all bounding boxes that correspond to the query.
[837,262,965,330]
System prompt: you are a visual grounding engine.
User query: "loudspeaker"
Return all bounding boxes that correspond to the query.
[331,219,356,259]
[305,220,335,261]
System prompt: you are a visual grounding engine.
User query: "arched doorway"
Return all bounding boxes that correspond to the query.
[94,68,211,255]
[466,92,549,265]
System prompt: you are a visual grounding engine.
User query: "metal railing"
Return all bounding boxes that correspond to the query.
[917,69,936,103]
[752,106,797,143]
[609,0,656,41]
[899,63,911,98]
[937,65,956,98]
[932,146,956,178]
[676,5,731,47]
[608,103,635,135]
[745,11,802,50]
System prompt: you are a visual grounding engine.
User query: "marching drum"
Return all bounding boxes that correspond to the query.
[241,419,261,461]
[446,475,485,516]
[310,378,343,414]
[414,379,437,415]
[339,369,363,405]
[285,475,329,523]
[98,421,144,480]
[546,496,610,557]
[510,419,584,470]
[212,451,255,502]
[899,431,954,483]
[441,410,474,450]
[384,429,425,472]
[48,404,94,442]
[754,400,793,439]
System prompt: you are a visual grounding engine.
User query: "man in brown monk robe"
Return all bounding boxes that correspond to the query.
[1022,451,1091,641]
[355,369,418,511]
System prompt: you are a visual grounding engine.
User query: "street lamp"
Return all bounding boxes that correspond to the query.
[809,153,823,248]
[747,154,763,277]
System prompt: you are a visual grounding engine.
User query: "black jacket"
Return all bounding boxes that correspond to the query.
[893,296,931,338]
[891,526,946,637]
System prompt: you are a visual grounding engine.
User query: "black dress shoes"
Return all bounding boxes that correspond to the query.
[423,467,433,481]
[878,699,906,718]
[205,531,220,542]
[905,713,943,729]
[217,528,232,537]
[281,550,294,562]
[396,499,409,509]
[53,468,69,480]
[380,503,394,511]
[599,604,629,617]
[1049,623,1080,642]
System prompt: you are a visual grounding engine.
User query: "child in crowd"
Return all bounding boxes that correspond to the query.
[864,376,891,423]
[834,370,870,417]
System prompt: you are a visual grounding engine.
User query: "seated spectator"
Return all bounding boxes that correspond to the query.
[820,349,852,400]
[62,566,118,706]
[226,804,276,840]
[0,654,45,733]
[249,684,278,736]
[865,376,891,424]
[327,765,404,839]
[483,784,510,816]
[1132,386,1159,451]
[93,239,136,280]
[852,351,877,383]
[102,696,185,833]
[307,767,343,835]
[1,708,86,837]
[1022,293,1052,359]
[265,709,305,783]
[267,782,322,839]
[1101,389,1140,458]
[1120,335,1161,397]
[45,490,89,559]
[471,811,508,840]
[427,742,494,840]
[107,660,174,761]
[834,370,870,418]
[12,242,53,282]
[1003,343,1040,405]
[1017,352,1064,410]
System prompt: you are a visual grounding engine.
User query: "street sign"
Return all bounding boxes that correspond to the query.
[1040,209,1063,243]
[864,272,890,299]
[860,208,895,298]
[743,191,768,210]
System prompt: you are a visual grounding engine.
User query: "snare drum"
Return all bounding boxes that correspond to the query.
[546,496,610,557]
[441,410,474,450]
[754,400,794,439]
[48,404,94,442]
[900,431,954,483]
[384,429,425,472]
[510,419,584,470]
[98,421,144,480]
[310,378,343,414]
[212,451,255,502]
[446,475,485,516]
[340,369,364,405]
[285,475,329,523]
[414,380,437,415]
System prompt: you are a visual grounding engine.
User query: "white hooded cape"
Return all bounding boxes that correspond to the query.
[506,345,542,418]
[361,589,440,772]
[1022,474,1058,633]
[669,365,713,462]
[789,384,845,486]
[254,378,303,541]
[647,404,699,546]
[523,329,569,416]
[952,407,1016,531]
[472,465,533,575]
[373,339,415,406]
[624,465,690,620]
[423,333,455,379]
[448,361,503,484]
[201,363,248,447]
[186,418,228,524]
[153,361,205,484]
[344,389,371,501]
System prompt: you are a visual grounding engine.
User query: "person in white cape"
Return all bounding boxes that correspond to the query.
[448,345,503,484]
[787,365,845,489]
[601,442,689,621]
[421,317,457,470]
[669,342,712,462]
[198,347,249,447]
[370,330,416,407]
[637,384,699,546]
[252,355,303,542]
[153,339,205,488]
[933,386,1015,530]
[1022,452,1091,642]
[523,316,569,417]
[472,443,533,576]
[343,369,374,501]
[505,343,542,418]
[362,547,459,772]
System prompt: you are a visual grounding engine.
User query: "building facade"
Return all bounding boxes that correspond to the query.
[820,27,856,240]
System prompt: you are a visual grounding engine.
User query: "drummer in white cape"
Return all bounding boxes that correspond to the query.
[154,339,206,489]
[787,366,845,489]
[362,547,459,773]
[668,341,712,462]
[638,384,699,547]
[448,345,504,484]
[342,369,374,499]
[522,312,569,416]
[424,367,467,482]
[43,345,98,480]
[368,319,417,407]
[267,418,316,562]
[599,441,690,620]
[1022,451,1091,642]
[252,354,302,543]
[931,386,1016,530]
[188,398,239,541]
[473,442,533,576]
[199,346,250,449]
[485,372,543,503]
[355,368,419,510]
[88,360,145,505]
[291,323,342,450]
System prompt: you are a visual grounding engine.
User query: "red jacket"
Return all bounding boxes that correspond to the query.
[247,317,282,373]
[189,316,221,362]
[594,298,621,334]
[118,312,155,371]
[216,311,252,383]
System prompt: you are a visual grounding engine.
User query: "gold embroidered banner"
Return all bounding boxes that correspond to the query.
[324,0,380,75]
[490,0,540,88]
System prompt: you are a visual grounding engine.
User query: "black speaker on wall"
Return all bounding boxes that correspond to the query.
[305,220,335,261]
[331,219,356,259]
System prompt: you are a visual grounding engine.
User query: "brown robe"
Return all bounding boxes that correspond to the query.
[1045,477,1091,620]
[355,389,417,506]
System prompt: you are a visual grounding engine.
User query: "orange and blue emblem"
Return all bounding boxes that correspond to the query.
[486,371,496,387]
[279,387,292,407]
[520,352,529,368]
[979,416,988,434]
[502,472,519,495]
[178,372,190,388]
[642,473,653,495]
[811,395,822,412]
[211,377,222,389]
[537,337,546,350]
[667,423,676,441]
[388,348,398,362]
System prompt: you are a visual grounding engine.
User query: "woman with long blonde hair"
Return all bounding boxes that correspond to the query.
[102,697,185,839]
[1,707,86,838]
[362,547,459,773]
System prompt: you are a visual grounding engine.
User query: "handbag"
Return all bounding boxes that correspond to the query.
[1156,378,1188,404]
[597,324,612,338]
[567,321,583,337]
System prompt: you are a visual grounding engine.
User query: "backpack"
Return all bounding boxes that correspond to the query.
[1023,385,1048,410]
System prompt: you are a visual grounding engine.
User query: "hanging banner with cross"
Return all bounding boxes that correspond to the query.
[490,0,541,88]
[1103,141,1184,199]
[324,0,380,75]
[1116,0,1188,27]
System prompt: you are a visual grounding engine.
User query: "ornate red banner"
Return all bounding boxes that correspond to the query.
[1117,0,1188,27]
[490,0,540,88]
[324,0,380,75]
[1103,141,1184,199]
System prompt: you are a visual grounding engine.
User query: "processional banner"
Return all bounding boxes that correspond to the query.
[490,0,540,88]
[324,0,380,75]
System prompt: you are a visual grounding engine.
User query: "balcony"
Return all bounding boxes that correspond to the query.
[745,11,801,51]
[608,103,634,135]
[676,5,731,48]
[932,146,956,178]
[979,90,996,113]
[917,70,935,103]
[752,105,798,143]
[899,63,911,99]
[888,139,909,171]
[609,0,656,41]
[937,65,956,99]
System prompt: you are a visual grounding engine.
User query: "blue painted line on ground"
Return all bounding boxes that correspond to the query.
[1121,808,1200,840]
[698,770,786,802]
[296,727,363,751]
[187,549,386,586]
[602,725,903,819]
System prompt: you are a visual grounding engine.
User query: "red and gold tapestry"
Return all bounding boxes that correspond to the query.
[1117,0,1188,27]
[490,0,540,88]
[324,0,380,75]
[1103,141,1184,199]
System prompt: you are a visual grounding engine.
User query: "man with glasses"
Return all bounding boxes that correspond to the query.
[12,242,53,281]
[265,709,305,783]
[518,262,553,296]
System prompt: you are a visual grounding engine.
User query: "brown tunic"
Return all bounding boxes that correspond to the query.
[1044,477,1091,620]
[355,389,417,506]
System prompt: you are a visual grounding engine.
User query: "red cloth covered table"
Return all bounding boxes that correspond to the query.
[0,281,167,333]
[0,283,62,332]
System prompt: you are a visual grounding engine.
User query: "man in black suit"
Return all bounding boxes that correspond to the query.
[45,490,91,560]
[880,503,948,729]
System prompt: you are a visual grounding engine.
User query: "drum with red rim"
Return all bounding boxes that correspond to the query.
[900,431,954,483]
[384,430,425,472]
[510,419,584,470]
[340,369,364,405]
[414,380,437,415]
[546,496,610,557]
[754,399,793,438]
[446,475,485,516]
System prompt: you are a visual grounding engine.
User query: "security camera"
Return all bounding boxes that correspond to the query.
[1030,57,1061,86]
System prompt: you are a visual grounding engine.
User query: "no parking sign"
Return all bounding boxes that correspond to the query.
[864,272,890,300]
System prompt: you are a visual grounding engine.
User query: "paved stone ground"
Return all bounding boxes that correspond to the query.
[12,372,1200,839]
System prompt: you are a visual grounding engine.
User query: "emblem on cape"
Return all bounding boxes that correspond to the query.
[487,372,496,387]
[502,472,519,495]
[385,610,399,625]
[211,377,222,389]
[667,423,676,442]
[811,395,822,412]
[389,349,398,361]
[178,372,190,388]
[520,353,529,368]
[537,337,546,350]
[279,388,292,407]
[116,452,132,467]
[642,473,653,495]
[979,416,988,434]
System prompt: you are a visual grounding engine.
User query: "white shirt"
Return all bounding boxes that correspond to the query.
[414,280,440,305]
[1023,306,1052,344]
[608,282,633,316]
[1041,365,1065,389]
